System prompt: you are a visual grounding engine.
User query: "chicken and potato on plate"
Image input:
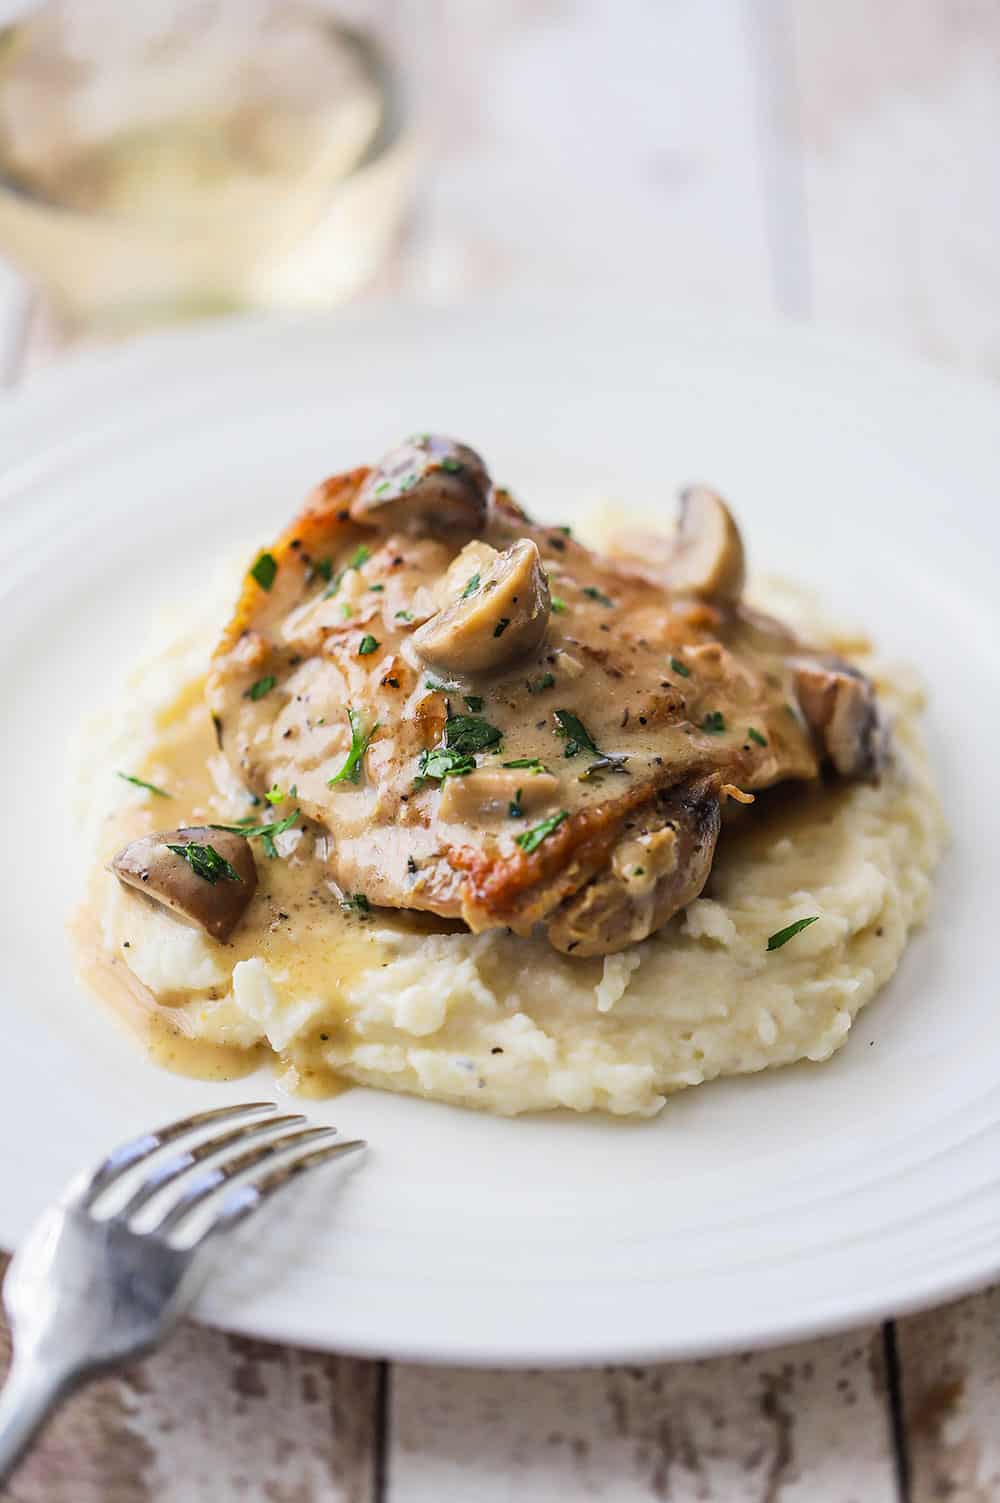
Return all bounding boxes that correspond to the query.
[77,437,942,1116]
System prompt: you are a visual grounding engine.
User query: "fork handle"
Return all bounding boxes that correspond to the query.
[0,1352,76,1485]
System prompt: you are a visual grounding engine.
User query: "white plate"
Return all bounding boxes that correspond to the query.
[1,297,998,1367]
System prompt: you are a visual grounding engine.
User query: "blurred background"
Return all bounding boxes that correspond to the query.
[0,0,998,378]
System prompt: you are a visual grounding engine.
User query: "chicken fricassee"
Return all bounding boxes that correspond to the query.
[113,437,888,958]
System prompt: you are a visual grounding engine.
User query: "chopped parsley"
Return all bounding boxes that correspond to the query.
[209,807,301,860]
[503,757,549,774]
[341,892,372,917]
[444,713,503,756]
[558,525,572,536]
[554,708,627,777]
[425,677,451,693]
[440,456,464,474]
[368,583,385,593]
[395,609,414,622]
[250,552,277,591]
[461,572,481,599]
[414,747,476,786]
[550,596,568,614]
[464,694,485,712]
[313,557,334,583]
[493,617,511,638]
[246,674,276,701]
[328,707,379,786]
[265,784,285,804]
[358,634,379,656]
[767,916,819,952]
[747,727,768,747]
[528,672,555,694]
[116,771,170,798]
[553,709,599,758]
[701,711,726,734]
[515,810,568,854]
[670,656,691,678]
[509,788,524,819]
[583,585,614,607]
[323,543,371,598]
[166,841,242,884]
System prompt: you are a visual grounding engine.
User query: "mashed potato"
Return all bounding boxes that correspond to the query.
[77,576,944,1117]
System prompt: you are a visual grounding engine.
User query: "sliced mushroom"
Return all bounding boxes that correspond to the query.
[609,487,745,602]
[112,826,257,941]
[413,537,551,675]
[793,656,888,778]
[438,768,561,824]
[665,486,746,600]
[547,776,722,957]
[350,435,491,536]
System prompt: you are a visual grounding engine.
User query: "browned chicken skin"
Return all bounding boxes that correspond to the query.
[205,437,888,955]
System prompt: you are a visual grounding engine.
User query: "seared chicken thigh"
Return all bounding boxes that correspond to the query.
[206,437,887,955]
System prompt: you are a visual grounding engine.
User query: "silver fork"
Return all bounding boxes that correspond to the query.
[0,1102,365,1483]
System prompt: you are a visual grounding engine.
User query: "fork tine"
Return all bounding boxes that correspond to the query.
[187,1138,367,1246]
[72,1102,278,1207]
[151,1126,342,1236]
[116,1115,307,1219]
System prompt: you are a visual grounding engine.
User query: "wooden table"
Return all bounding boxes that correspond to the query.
[3,2,1000,1497]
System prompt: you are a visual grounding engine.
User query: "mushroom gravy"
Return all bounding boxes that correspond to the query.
[75,671,449,1093]
[205,441,885,958]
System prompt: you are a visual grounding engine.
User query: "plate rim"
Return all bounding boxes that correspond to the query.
[2,296,998,1364]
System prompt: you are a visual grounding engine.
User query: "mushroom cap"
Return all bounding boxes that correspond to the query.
[412,537,551,675]
[350,435,491,536]
[793,657,888,779]
[667,486,746,601]
[112,826,257,941]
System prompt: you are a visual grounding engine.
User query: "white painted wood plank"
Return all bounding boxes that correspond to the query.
[397,0,778,313]
[896,1287,1000,1503]
[789,0,1000,377]
[0,1259,380,1503]
[389,1332,898,1502]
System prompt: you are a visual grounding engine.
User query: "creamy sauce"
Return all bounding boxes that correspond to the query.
[74,672,450,1089]
[207,489,825,939]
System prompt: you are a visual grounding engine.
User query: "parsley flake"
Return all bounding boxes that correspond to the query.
[670,657,691,678]
[493,617,511,638]
[464,694,485,712]
[440,457,464,474]
[328,708,379,785]
[748,727,768,747]
[166,841,242,884]
[583,585,614,607]
[445,713,503,756]
[503,757,549,774]
[209,808,300,860]
[553,709,599,758]
[358,634,379,656]
[515,810,568,854]
[701,711,726,734]
[550,596,568,614]
[246,674,276,701]
[395,609,414,622]
[414,747,476,786]
[461,572,481,599]
[528,672,555,694]
[342,892,372,917]
[116,771,170,798]
[767,916,819,951]
[250,552,277,591]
